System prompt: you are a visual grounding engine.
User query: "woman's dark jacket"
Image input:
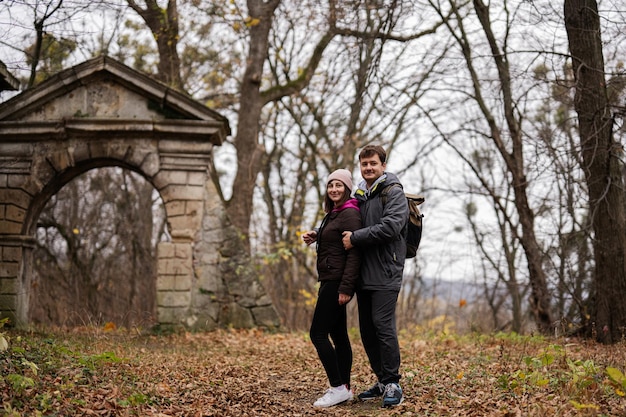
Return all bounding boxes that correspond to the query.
[316,199,361,296]
[351,172,408,292]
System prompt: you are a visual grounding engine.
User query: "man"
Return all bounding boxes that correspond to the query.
[342,145,408,407]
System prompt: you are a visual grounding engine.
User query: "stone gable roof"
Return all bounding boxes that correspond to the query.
[0,60,19,91]
[0,56,230,144]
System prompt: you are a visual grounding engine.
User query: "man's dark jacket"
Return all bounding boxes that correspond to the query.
[351,172,408,291]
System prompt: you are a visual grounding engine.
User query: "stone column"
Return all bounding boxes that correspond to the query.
[0,235,35,326]
[153,142,209,328]
[156,241,194,326]
[0,163,34,326]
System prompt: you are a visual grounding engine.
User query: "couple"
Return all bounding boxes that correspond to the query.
[302,145,409,408]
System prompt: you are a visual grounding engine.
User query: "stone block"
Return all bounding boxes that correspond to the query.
[0,278,16,294]
[154,170,188,186]
[164,200,186,216]
[157,257,192,276]
[255,294,274,307]
[0,294,16,308]
[167,214,201,234]
[160,184,204,201]
[89,140,128,160]
[125,147,155,172]
[66,141,91,164]
[157,241,176,259]
[46,149,73,172]
[7,174,30,189]
[158,140,213,154]
[106,141,132,160]
[158,242,191,259]
[191,295,220,318]
[140,152,160,178]
[0,262,19,278]
[187,171,207,186]
[1,246,21,262]
[157,306,187,324]
[197,251,220,266]
[196,266,221,293]
[5,205,25,223]
[0,189,31,210]
[169,229,195,242]
[12,177,40,196]
[185,201,203,218]
[157,290,191,308]
[172,243,192,259]
[0,143,33,157]
[156,274,192,291]
[0,220,21,235]
[30,155,57,188]
[218,302,254,328]
[185,314,219,331]
[251,305,280,328]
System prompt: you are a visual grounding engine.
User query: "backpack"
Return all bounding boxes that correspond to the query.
[381,184,425,259]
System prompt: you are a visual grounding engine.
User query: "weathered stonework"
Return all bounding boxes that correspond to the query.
[0,56,280,331]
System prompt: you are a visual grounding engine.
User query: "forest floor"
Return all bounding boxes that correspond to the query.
[1,325,626,416]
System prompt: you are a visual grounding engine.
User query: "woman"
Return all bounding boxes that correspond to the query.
[302,168,361,408]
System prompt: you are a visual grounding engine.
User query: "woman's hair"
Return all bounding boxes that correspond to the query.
[358,144,387,163]
[323,181,352,213]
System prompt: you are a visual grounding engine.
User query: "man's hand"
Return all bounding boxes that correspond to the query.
[342,231,353,250]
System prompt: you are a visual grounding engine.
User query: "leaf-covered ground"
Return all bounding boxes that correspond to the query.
[1,326,626,416]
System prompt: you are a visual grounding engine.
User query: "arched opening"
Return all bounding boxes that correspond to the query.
[28,166,168,328]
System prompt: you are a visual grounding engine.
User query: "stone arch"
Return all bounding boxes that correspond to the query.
[0,56,279,330]
[28,164,162,327]
[23,158,150,236]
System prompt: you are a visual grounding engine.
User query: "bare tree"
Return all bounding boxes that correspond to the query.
[425,0,555,333]
[27,1,64,87]
[531,63,594,334]
[564,0,626,343]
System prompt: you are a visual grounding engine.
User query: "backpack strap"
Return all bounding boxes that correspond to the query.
[380,183,403,206]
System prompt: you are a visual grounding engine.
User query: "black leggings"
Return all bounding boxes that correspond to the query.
[309,280,352,388]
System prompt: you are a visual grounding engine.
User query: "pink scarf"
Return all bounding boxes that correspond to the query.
[332,198,360,212]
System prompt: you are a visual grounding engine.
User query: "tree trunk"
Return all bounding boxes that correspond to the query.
[128,0,182,89]
[564,0,626,344]
[227,0,281,246]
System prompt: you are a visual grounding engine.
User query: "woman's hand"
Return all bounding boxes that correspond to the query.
[302,230,317,245]
[338,293,352,305]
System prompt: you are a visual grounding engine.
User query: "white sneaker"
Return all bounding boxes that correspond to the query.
[313,384,353,407]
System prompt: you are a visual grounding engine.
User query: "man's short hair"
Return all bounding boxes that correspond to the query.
[359,145,387,163]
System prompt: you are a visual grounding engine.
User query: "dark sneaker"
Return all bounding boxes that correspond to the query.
[357,381,385,401]
[382,382,403,407]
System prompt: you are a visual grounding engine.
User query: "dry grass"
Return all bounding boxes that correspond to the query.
[1,325,626,416]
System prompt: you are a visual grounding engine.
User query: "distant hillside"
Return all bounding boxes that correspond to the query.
[420,277,481,303]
